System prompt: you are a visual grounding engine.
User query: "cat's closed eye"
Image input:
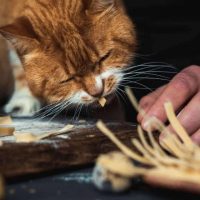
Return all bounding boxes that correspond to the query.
[59,77,75,84]
[98,50,112,65]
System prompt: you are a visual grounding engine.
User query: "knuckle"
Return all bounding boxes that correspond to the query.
[185,65,200,73]
[139,95,153,106]
[140,95,149,102]
[139,96,148,106]
[173,71,196,91]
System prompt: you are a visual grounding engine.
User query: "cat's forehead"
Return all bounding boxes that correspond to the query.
[26,0,124,33]
[26,0,117,48]
[20,0,135,71]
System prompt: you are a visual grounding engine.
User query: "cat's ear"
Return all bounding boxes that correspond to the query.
[0,17,39,55]
[85,0,116,14]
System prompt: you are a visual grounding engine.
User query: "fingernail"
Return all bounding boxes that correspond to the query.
[137,112,144,123]
[142,120,150,131]
[142,116,159,132]
[142,117,154,131]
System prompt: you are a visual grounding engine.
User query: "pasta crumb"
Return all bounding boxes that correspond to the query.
[99,98,107,107]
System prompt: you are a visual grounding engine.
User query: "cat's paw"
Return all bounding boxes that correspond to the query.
[4,88,41,117]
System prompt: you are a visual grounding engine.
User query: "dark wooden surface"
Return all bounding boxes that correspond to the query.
[0,118,137,179]
[1,118,200,199]
[5,168,200,200]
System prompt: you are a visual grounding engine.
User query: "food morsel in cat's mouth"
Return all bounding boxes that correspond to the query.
[64,68,123,106]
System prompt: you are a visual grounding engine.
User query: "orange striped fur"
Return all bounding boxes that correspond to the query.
[0,0,136,116]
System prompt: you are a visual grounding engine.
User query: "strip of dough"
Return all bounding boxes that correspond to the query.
[0,126,15,137]
[0,116,15,137]
[0,116,13,125]
[14,124,74,143]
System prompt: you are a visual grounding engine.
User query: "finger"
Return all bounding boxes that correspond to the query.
[191,129,200,145]
[160,93,200,140]
[142,67,199,130]
[137,85,166,123]
[175,93,200,135]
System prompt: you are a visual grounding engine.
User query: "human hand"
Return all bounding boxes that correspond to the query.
[137,65,200,144]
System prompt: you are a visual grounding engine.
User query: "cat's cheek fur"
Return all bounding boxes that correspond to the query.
[4,87,41,117]
[100,68,124,94]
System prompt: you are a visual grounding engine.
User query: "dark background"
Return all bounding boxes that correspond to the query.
[6,1,200,200]
[125,0,200,68]
[122,0,200,121]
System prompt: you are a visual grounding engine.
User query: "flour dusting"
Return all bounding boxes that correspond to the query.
[58,173,92,184]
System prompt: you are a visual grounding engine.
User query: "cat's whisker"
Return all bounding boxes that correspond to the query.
[34,98,72,120]
[122,73,170,80]
[61,101,75,121]
[71,103,79,122]
[71,104,81,123]
[34,102,61,117]
[76,104,84,122]
[122,70,177,76]
[114,93,121,105]
[114,92,125,107]
[129,61,177,67]
[123,62,177,72]
[123,67,177,76]
[115,89,127,105]
[34,102,62,116]
[121,69,176,81]
[33,101,64,120]
[86,104,90,117]
[48,100,72,122]
[122,77,170,82]
[116,86,127,96]
[116,86,126,95]
[35,106,62,120]
[119,81,153,92]
[118,83,154,91]
[123,77,169,84]
[122,76,170,82]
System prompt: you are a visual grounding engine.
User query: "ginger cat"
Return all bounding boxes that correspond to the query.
[0,0,136,119]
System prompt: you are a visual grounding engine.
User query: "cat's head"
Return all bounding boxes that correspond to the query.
[0,0,136,106]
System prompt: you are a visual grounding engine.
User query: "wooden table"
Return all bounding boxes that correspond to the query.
[1,118,200,200]
[0,118,137,179]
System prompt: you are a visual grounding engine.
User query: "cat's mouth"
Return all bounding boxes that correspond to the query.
[69,71,123,106]
[81,82,120,106]
[83,93,115,108]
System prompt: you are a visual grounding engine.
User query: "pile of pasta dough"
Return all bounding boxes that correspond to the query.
[93,88,200,193]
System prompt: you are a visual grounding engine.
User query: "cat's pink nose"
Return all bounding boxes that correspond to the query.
[83,75,104,98]
[89,87,104,98]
